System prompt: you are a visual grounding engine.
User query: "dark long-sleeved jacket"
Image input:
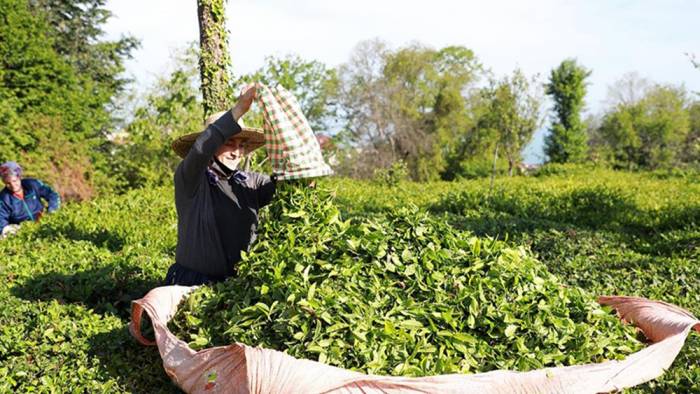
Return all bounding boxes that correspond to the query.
[174,111,275,278]
[0,178,60,232]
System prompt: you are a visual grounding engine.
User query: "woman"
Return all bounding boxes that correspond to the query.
[0,161,61,237]
[165,85,276,286]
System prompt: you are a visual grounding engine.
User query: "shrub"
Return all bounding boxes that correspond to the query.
[170,183,642,376]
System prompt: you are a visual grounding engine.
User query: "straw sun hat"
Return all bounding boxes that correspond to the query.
[171,111,265,159]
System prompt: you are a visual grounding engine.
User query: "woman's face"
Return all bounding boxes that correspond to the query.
[2,175,21,193]
[215,137,248,169]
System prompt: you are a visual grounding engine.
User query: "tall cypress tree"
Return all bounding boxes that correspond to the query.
[544,59,591,163]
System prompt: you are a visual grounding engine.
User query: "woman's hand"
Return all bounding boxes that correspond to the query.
[1,224,20,238]
[231,84,257,121]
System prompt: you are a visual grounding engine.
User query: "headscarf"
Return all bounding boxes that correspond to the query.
[0,161,22,180]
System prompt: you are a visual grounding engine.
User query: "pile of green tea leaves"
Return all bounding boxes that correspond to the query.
[170,183,643,376]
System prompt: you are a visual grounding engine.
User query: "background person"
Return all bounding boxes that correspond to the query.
[0,161,61,237]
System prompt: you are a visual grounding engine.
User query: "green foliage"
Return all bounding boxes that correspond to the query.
[336,40,483,181]
[171,183,641,376]
[0,0,136,199]
[110,48,203,190]
[0,0,84,139]
[598,85,690,169]
[197,0,233,116]
[0,187,179,392]
[474,69,542,176]
[0,168,698,391]
[237,54,339,132]
[446,159,510,180]
[544,59,591,163]
[330,167,700,392]
[532,162,601,177]
[29,0,139,110]
[684,102,700,165]
[372,160,409,186]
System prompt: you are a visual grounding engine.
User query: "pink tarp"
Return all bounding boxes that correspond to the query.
[129,286,699,393]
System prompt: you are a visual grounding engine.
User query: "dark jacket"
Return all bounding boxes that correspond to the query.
[173,111,276,279]
[0,178,60,232]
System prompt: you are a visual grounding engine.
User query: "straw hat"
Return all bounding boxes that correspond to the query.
[171,111,265,159]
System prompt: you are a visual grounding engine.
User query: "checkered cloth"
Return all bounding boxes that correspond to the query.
[255,84,333,180]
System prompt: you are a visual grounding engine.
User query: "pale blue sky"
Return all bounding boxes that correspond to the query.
[105,0,699,163]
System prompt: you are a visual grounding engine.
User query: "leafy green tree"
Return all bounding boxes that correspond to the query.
[684,102,700,165]
[29,0,138,111]
[337,40,482,181]
[598,84,690,169]
[478,69,542,176]
[544,59,591,163]
[236,54,338,132]
[110,49,203,190]
[0,0,135,198]
[1,0,83,136]
[596,104,642,169]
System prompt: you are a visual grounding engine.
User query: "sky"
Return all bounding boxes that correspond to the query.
[104,0,699,163]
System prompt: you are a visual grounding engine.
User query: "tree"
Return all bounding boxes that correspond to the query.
[544,59,591,163]
[598,84,690,169]
[596,104,642,169]
[604,72,651,107]
[29,0,138,109]
[0,0,136,198]
[682,101,700,165]
[236,54,338,132]
[478,69,542,176]
[197,0,233,116]
[110,48,203,190]
[584,113,606,164]
[336,40,482,180]
[1,0,119,141]
[335,40,394,177]
[689,53,699,70]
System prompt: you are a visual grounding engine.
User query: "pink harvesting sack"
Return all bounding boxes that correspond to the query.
[130,286,699,393]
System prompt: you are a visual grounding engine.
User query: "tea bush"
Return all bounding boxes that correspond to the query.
[0,166,697,392]
[170,183,642,376]
[327,167,700,391]
[0,187,180,393]
[371,161,410,186]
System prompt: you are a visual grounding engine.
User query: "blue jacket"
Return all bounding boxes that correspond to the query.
[0,178,60,232]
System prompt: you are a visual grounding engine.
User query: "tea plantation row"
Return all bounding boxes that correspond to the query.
[330,166,700,392]
[0,166,697,392]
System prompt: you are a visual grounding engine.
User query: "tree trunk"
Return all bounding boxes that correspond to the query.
[197,0,232,117]
[508,159,514,177]
[489,144,499,196]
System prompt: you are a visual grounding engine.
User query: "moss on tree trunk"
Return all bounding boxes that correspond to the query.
[197,0,232,117]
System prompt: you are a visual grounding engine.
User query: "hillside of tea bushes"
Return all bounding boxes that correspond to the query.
[0,166,697,392]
